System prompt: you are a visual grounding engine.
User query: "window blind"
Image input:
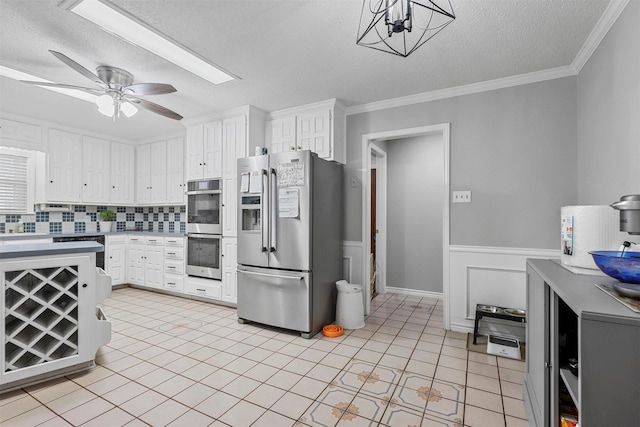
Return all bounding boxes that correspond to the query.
[0,152,29,213]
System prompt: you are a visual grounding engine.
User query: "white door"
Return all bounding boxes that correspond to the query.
[166,137,185,204]
[106,244,126,285]
[127,244,145,286]
[185,124,204,181]
[222,115,246,180]
[82,136,110,203]
[270,116,296,154]
[222,237,237,303]
[297,109,331,158]
[110,142,134,204]
[150,141,167,204]
[47,129,82,202]
[145,246,164,289]
[136,144,151,204]
[204,120,223,179]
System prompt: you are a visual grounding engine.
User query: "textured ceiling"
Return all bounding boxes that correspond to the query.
[0,0,612,142]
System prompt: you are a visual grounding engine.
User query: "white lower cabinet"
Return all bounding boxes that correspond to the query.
[164,237,185,292]
[126,236,164,289]
[222,237,237,303]
[185,276,222,300]
[105,235,126,285]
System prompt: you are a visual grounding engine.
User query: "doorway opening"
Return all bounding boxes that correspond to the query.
[361,123,450,326]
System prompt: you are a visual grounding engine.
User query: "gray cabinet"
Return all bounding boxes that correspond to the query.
[525,259,640,427]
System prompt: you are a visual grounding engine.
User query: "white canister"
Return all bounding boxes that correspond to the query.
[561,205,627,269]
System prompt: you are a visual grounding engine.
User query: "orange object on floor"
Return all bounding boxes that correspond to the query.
[322,324,344,337]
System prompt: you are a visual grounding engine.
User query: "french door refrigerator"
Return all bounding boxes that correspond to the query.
[237,150,343,338]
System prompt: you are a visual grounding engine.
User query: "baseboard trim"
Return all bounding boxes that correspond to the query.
[385,286,443,300]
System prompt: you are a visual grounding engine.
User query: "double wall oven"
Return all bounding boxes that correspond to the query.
[186,179,222,280]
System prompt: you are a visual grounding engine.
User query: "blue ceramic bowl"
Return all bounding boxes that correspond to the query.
[590,251,640,284]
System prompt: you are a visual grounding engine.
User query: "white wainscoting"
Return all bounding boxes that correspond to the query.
[342,241,363,288]
[448,245,560,341]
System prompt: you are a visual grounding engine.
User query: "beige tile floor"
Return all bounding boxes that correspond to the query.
[1,287,528,427]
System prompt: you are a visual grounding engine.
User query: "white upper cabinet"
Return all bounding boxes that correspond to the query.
[149,141,167,204]
[47,129,82,203]
[269,116,296,154]
[266,99,345,163]
[222,115,247,180]
[135,144,151,205]
[110,142,134,205]
[82,136,111,204]
[166,137,185,204]
[185,122,222,181]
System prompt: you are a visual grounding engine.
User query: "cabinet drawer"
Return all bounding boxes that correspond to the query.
[185,277,221,300]
[164,237,184,247]
[127,236,145,245]
[145,236,165,245]
[164,247,185,260]
[106,235,126,245]
[165,259,185,275]
[164,274,184,292]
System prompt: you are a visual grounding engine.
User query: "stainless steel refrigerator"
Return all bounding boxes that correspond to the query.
[236,150,343,338]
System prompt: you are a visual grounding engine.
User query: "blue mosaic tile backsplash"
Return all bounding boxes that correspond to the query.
[0,205,186,234]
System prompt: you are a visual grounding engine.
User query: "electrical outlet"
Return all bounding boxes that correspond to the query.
[453,190,472,203]
[350,176,358,188]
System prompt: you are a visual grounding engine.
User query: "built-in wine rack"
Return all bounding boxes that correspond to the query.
[4,266,79,372]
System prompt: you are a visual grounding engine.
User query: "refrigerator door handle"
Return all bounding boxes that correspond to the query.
[238,270,304,281]
[270,168,277,252]
[260,169,268,252]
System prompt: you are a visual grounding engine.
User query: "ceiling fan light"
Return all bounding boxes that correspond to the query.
[96,94,115,116]
[121,101,138,117]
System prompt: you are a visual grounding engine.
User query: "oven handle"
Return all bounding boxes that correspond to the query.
[270,168,277,253]
[238,270,303,281]
[186,190,222,195]
[261,169,268,252]
[186,233,221,239]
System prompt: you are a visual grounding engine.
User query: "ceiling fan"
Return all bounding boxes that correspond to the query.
[21,50,183,120]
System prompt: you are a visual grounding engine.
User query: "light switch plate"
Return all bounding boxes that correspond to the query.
[453,190,471,203]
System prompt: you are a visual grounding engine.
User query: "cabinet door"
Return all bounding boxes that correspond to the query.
[222,115,246,179]
[106,243,126,285]
[150,141,167,204]
[110,142,134,205]
[185,124,204,181]
[47,129,82,202]
[82,136,111,204]
[222,177,237,237]
[270,117,296,154]
[166,137,185,204]
[204,120,223,179]
[297,109,331,158]
[222,237,237,303]
[144,246,164,289]
[135,144,151,204]
[525,267,551,427]
[127,244,145,286]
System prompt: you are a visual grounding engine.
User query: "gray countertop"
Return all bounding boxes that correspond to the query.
[0,231,186,242]
[0,241,104,259]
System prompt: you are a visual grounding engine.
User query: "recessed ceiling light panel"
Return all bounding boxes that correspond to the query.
[66,0,237,85]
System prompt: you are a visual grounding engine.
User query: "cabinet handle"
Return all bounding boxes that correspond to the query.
[50,180,53,183]
[544,362,552,369]
[84,183,87,186]
[290,146,295,151]
[196,288,205,292]
[168,282,175,285]
[167,252,176,255]
[297,146,301,149]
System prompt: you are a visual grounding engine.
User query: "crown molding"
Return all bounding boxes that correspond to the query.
[571,0,630,74]
[346,0,629,116]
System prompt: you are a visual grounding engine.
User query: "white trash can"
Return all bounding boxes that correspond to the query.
[335,280,365,330]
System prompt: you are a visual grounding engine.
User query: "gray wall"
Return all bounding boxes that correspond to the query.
[577,0,640,205]
[387,134,444,292]
[345,77,579,248]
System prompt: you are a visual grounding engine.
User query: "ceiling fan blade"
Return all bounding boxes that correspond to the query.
[49,50,106,88]
[125,96,183,121]
[20,80,104,95]
[126,83,176,96]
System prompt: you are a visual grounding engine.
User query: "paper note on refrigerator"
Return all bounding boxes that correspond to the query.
[249,170,262,193]
[240,172,250,193]
[277,162,305,187]
[279,188,299,218]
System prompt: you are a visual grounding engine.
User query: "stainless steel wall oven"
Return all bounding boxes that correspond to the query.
[187,179,221,235]
[186,233,222,280]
